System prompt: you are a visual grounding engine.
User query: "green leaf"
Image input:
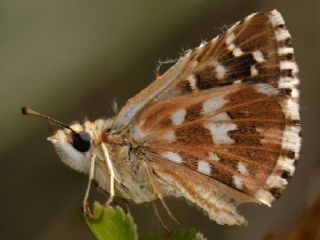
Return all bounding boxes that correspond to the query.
[81,202,138,240]
[82,202,205,240]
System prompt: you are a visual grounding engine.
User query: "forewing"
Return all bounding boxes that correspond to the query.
[114,10,298,128]
[115,10,300,224]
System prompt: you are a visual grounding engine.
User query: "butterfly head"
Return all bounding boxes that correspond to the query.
[21,106,112,173]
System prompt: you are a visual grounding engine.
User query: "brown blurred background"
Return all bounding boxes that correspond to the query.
[1,0,319,239]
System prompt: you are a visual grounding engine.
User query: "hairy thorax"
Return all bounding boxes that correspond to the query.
[94,124,157,203]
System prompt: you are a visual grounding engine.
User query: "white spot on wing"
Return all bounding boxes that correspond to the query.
[186,74,198,91]
[204,122,237,144]
[254,84,278,96]
[226,33,236,45]
[171,109,186,125]
[198,160,211,175]
[233,47,244,57]
[253,51,265,63]
[162,151,182,163]
[209,61,226,79]
[228,43,235,51]
[202,97,226,114]
[233,176,243,190]
[237,162,249,175]
[216,64,226,79]
[208,152,220,162]
[225,29,243,57]
[250,65,258,76]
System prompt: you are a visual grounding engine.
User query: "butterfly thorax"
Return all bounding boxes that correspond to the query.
[93,120,157,203]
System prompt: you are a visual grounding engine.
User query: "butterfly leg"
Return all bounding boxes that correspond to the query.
[146,165,185,228]
[82,153,96,218]
[100,143,116,206]
[152,202,170,233]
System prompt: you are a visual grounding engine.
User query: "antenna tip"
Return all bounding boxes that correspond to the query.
[21,106,28,115]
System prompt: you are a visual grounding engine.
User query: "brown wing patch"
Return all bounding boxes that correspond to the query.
[133,83,293,200]
[175,124,213,145]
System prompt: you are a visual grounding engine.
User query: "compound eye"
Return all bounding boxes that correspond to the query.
[72,131,91,152]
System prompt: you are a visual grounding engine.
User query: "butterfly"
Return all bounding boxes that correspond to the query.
[22,9,300,226]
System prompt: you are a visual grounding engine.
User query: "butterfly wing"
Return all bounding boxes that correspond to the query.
[114,10,300,225]
[114,10,298,128]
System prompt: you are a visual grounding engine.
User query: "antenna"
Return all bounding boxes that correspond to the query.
[21,106,74,131]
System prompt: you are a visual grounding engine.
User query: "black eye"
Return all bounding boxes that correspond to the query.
[72,131,91,152]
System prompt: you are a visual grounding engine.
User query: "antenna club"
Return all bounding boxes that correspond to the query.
[21,106,36,116]
[21,106,29,115]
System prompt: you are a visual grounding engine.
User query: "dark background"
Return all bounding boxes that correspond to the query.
[1,0,319,239]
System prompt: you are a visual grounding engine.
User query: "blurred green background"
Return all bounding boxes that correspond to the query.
[1,0,319,239]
